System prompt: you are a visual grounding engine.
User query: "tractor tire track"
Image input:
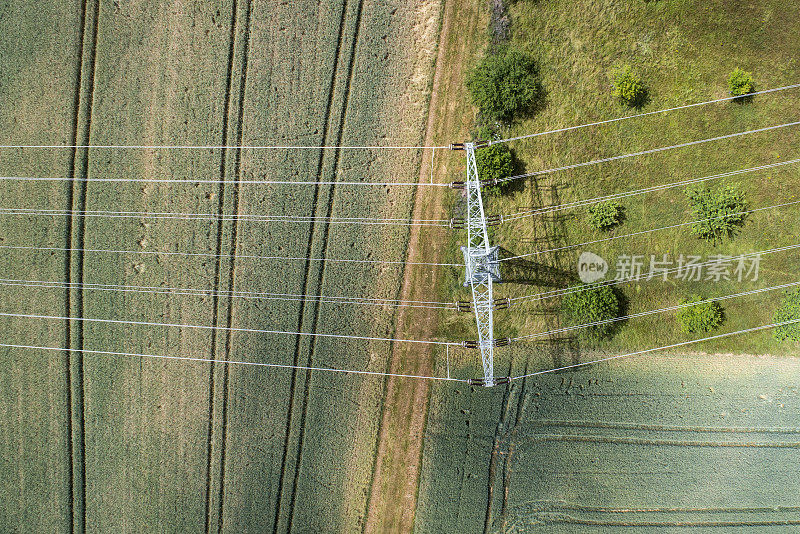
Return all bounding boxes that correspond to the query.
[285,1,365,530]
[213,0,253,531]
[203,0,252,532]
[272,1,353,531]
[202,0,240,528]
[64,0,100,531]
[483,382,514,534]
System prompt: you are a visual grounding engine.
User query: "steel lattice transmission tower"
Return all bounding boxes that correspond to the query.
[461,142,500,387]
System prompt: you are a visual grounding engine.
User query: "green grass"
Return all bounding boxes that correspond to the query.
[437,0,800,366]
[416,1,800,532]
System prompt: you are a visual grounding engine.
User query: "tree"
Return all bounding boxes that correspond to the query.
[685,185,747,243]
[675,296,725,333]
[728,67,755,97]
[587,200,624,231]
[774,289,800,341]
[612,65,647,107]
[475,143,514,195]
[466,48,540,122]
[561,284,622,341]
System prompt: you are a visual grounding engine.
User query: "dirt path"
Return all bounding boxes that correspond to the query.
[364,1,485,531]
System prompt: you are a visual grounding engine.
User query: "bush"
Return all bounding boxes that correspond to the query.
[587,200,624,231]
[774,289,800,341]
[685,185,747,242]
[728,67,755,97]
[475,143,514,195]
[466,48,540,122]
[675,296,725,333]
[561,284,621,341]
[612,65,647,107]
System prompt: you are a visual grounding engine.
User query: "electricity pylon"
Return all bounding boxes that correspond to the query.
[462,142,497,387]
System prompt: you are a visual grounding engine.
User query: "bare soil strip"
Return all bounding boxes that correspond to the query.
[364,1,461,531]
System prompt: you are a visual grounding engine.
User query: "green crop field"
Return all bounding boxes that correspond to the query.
[0,0,439,531]
[417,352,800,532]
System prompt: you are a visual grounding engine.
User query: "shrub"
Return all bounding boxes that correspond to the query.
[475,143,514,195]
[728,67,755,97]
[587,200,624,231]
[685,185,747,242]
[612,65,647,107]
[675,296,725,333]
[466,48,540,122]
[774,289,800,341]
[561,284,621,341]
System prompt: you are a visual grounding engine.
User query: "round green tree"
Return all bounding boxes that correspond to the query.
[466,48,540,122]
[561,284,621,341]
[685,185,747,243]
[675,296,725,333]
[587,200,624,231]
[728,67,755,97]
[475,143,514,195]
[774,289,800,341]
[612,65,647,107]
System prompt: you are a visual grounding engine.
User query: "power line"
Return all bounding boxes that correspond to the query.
[501,199,800,262]
[0,175,451,187]
[502,158,800,223]
[0,243,463,267]
[0,311,461,346]
[510,318,800,380]
[512,280,800,342]
[0,143,449,150]
[491,82,800,145]
[0,342,465,382]
[493,121,800,185]
[509,243,800,304]
[0,207,451,227]
[0,277,456,310]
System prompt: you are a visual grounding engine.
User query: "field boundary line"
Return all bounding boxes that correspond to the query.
[512,318,800,379]
[361,0,455,534]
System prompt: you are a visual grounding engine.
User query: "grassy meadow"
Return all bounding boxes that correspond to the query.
[0,0,439,531]
[415,0,800,532]
[490,0,800,356]
[432,0,800,373]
